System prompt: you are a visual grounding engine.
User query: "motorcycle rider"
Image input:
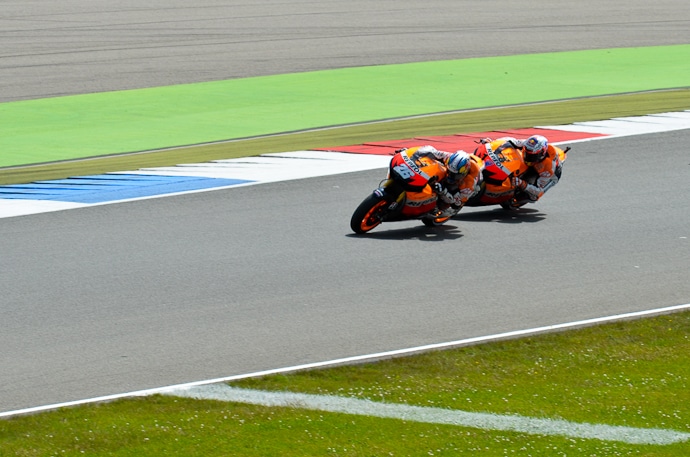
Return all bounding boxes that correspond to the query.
[408,145,484,218]
[480,134,562,203]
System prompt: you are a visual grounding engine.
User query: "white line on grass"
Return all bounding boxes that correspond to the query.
[2,303,689,420]
[168,384,690,446]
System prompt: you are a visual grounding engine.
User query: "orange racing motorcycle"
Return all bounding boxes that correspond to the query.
[465,139,569,210]
[350,148,452,234]
[350,141,569,234]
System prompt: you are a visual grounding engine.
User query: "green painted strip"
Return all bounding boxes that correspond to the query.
[1,45,689,168]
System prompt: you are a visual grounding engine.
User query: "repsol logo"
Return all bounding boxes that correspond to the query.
[485,144,511,175]
[485,145,502,164]
[402,152,423,175]
[407,197,436,207]
[485,190,510,198]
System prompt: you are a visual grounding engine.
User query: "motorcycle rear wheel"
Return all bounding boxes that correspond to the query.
[350,194,389,234]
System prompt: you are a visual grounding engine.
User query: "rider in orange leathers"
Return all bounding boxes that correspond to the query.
[480,135,563,204]
[407,145,484,218]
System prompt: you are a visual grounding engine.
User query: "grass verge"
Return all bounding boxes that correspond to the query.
[1,310,689,456]
[2,88,690,185]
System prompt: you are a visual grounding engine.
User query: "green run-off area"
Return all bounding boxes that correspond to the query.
[1,45,689,168]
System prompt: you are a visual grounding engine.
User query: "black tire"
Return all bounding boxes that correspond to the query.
[350,194,389,234]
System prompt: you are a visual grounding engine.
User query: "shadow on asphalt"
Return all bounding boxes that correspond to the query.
[346,208,545,239]
[455,207,546,224]
[346,223,463,241]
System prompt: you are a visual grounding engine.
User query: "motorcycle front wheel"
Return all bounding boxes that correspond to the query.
[350,194,389,234]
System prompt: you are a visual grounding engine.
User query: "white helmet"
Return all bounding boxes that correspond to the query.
[446,151,471,178]
[523,135,548,164]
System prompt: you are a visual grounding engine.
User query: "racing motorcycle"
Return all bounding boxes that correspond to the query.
[466,139,569,210]
[350,141,569,234]
[350,148,452,234]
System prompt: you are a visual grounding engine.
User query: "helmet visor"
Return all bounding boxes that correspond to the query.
[449,163,470,180]
[524,150,544,165]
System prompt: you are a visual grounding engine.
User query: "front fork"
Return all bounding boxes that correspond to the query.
[374,179,406,217]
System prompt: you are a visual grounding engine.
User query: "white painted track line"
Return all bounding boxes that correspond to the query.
[2,302,689,419]
[168,384,690,445]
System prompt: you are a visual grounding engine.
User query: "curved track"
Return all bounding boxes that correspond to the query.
[1,1,689,413]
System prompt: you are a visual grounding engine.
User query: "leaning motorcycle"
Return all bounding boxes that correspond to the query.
[466,140,569,210]
[350,149,452,234]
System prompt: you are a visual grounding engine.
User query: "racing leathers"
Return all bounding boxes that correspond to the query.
[516,144,562,202]
[408,145,484,217]
[481,137,562,203]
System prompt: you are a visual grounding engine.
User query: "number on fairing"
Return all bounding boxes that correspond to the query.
[393,164,415,179]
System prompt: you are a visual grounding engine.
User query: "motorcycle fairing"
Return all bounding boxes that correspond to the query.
[474,142,527,185]
[389,150,435,191]
[400,185,438,216]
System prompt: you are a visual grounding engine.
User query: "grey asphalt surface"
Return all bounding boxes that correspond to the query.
[1,1,690,413]
[2,0,689,102]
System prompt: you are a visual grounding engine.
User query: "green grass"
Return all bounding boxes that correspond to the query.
[2,88,690,185]
[2,310,689,456]
[3,45,688,168]
[2,91,689,455]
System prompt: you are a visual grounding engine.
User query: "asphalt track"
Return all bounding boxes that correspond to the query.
[2,0,689,102]
[1,1,690,414]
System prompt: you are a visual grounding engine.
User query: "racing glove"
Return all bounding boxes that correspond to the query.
[506,138,524,149]
[512,177,527,191]
[433,183,457,205]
